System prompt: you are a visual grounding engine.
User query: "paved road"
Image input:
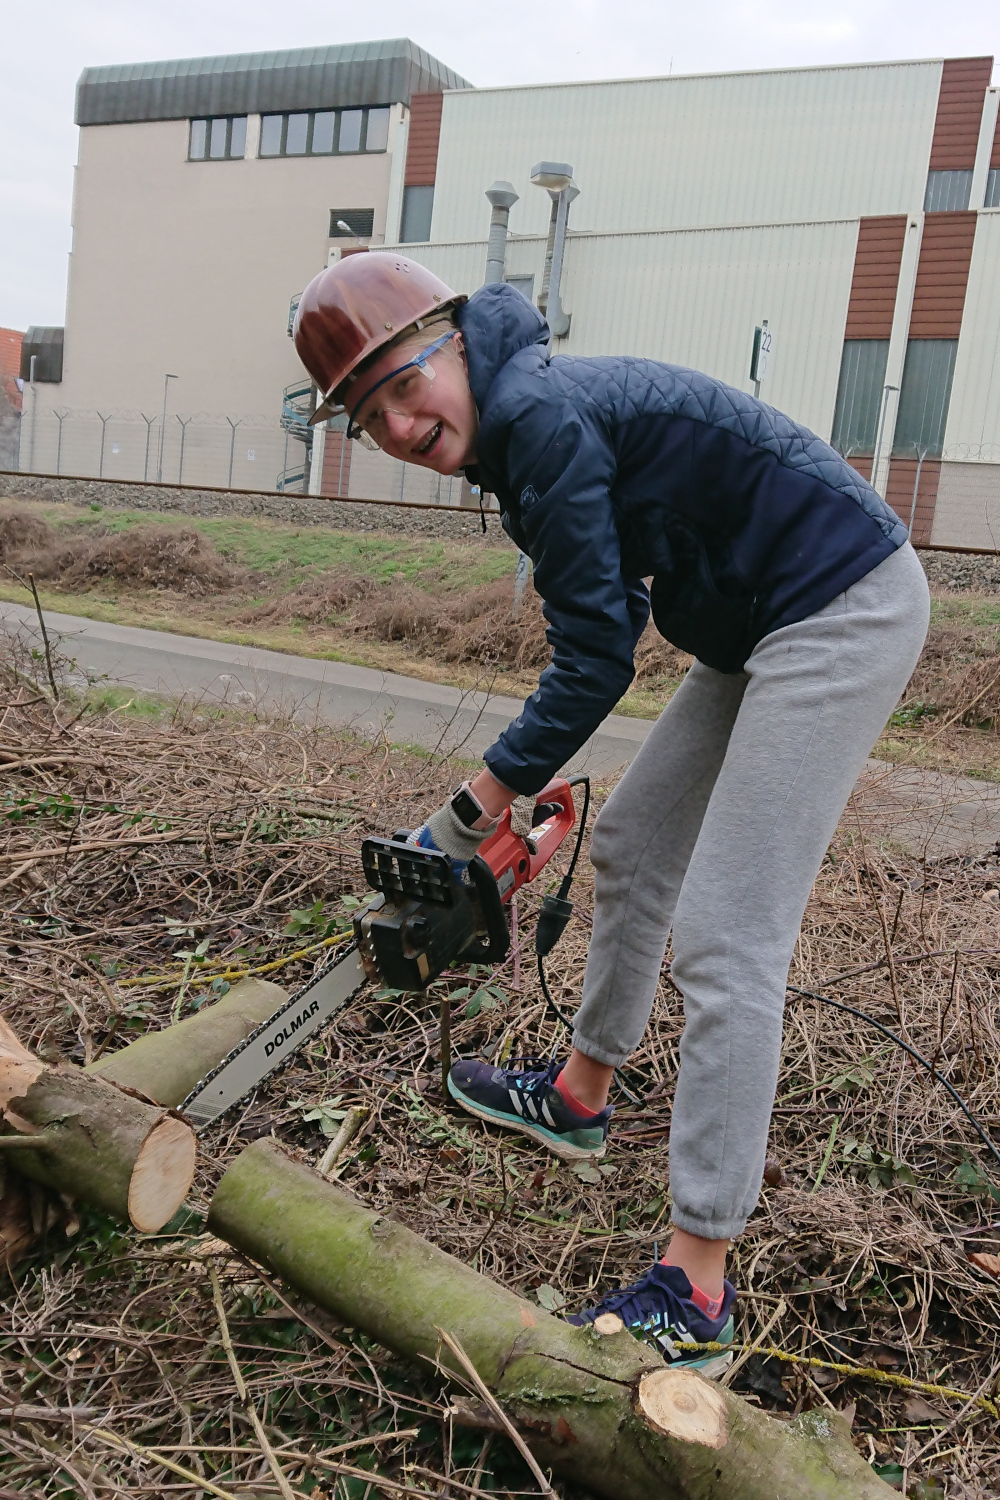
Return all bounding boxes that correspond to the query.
[4,600,999,856]
[0,601,649,779]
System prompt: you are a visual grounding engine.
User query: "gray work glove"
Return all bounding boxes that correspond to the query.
[415,800,499,866]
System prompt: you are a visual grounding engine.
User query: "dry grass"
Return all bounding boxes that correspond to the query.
[9,500,1000,769]
[0,509,243,597]
[0,628,999,1496]
[241,572,689,690]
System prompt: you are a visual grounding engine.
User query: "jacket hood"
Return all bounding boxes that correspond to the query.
[458,284,550,413]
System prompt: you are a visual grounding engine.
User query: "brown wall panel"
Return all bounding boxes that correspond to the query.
[847,455,874,482]
[404,93,444,187]
[844,216,907,338]
[928,57,993,169]
[993,97,1000,169]
[321,429,352,498]
[885,458,942,546]
[908,212,978,338]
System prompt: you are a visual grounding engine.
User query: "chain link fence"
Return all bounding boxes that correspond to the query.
[13,406,476,509]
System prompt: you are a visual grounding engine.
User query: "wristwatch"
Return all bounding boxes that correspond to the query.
[449,782,489,829]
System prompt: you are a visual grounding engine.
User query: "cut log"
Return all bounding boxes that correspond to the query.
[0,1018,195,1233]
[1,977,288,1272]
[87,977,289,1105]
[208,1139,895,1500]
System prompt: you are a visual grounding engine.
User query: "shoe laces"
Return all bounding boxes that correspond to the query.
[502,1056,560,1099]
[581,1268,691,1334]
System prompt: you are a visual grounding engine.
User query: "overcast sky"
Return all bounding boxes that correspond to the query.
[2,0,998,332]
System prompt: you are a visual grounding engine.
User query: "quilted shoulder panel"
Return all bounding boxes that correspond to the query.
[539,355,908,546]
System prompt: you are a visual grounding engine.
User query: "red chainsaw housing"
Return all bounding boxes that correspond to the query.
[477,777,576,903]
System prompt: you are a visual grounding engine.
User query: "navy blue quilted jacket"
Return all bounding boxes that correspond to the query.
[458,284,907,796]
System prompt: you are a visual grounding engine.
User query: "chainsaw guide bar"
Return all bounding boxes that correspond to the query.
[181,943,367,1130]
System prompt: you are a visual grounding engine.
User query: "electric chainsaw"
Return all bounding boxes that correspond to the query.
[181,777,581,1130]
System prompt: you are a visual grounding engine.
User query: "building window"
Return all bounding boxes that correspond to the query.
[893,339,958,457]
[189,116,247,161]
[329,209,375,239]
[258,106,391,158]
[923,170,973,212]
[986,168,1000,209]
[504,274,535,303]
[830,339,890,455]
[400,186,434,243]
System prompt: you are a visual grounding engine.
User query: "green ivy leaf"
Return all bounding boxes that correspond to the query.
[535,1283,566,1312]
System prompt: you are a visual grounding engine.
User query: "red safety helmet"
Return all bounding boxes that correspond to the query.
[294,251,464,424]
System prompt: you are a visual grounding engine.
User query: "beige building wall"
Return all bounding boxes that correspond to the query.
[31,108,403,425]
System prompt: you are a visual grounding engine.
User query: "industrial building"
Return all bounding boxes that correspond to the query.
[18,40,469,495]
[16,45,1000,546]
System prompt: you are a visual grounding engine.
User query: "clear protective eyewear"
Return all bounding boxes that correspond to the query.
[347,330,457,451]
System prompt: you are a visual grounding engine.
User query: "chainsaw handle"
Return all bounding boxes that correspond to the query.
[477,777,576,905]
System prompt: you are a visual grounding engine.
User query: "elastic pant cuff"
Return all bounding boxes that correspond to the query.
[570,1029,631,1069]
[669,1205,748,1242]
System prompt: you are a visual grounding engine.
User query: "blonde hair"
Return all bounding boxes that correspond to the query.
[336,308,460,405]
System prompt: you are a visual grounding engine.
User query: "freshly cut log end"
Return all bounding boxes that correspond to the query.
[592,1313,624,1337]
[209,1140,899,1500]
[5,1067,197,1233]
[128,1116,197,1233]
[637,1367,728,1449]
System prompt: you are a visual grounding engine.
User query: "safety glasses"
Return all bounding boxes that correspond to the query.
[347,330,457,451]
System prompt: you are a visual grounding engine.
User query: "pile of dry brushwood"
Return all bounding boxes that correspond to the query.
[1,624,999,1497]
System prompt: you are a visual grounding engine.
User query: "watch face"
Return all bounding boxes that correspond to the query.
[451,787,482,828]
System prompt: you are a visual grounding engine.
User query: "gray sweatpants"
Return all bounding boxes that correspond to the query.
[573,543,930,1241]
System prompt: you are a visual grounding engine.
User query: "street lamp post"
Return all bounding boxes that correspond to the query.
[157,374,178,482]
[27,354,37,474]
[531,162,578,339]
[871,384,899,496]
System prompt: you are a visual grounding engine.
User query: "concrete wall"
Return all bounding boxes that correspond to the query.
[30,108,402,425]
[931,460,1000,547]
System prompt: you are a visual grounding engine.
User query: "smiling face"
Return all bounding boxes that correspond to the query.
[348,329,479,473]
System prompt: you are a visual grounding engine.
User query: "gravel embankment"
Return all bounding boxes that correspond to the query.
[0,474,513,545]
[6,475,1000,587]
[920,551,1000,593]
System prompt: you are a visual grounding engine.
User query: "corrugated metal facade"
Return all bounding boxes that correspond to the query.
[400,216,858,437]
[943,212,1000,460]
[430,61,941,244]
[844,216,907,337]
[909,211,979,337]
[927,56,993,169]
[405,94,444,186]
[75,40,471,126]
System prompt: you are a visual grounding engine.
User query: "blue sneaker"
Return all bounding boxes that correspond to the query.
[568,1263,737,1377]
[447,1057,612,1162]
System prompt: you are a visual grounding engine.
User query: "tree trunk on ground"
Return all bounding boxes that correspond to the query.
[209,1138,894,1500]
[87,977,289,1105]
[0,1018,195,1233]
[1,976,288,1271]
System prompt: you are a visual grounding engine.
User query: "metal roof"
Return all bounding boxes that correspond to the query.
[75,38,472,126]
